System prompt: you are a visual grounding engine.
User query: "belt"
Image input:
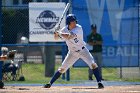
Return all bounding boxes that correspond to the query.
[75,46,85,52]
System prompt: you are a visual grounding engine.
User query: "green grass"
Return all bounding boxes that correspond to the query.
[4,63,140,84]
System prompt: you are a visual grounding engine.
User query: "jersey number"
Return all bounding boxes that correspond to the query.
[74,38,79,43]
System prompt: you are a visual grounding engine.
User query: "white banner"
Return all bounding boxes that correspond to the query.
[29,3,65,42]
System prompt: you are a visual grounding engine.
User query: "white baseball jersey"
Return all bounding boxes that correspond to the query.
[58,24,96,73]
[61,24,86,52]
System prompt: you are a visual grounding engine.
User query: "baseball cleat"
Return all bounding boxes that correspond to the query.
[98,83,104,89]
[44,83,51,88]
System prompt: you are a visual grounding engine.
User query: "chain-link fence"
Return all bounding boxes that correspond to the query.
[72,0,140,80]
[0,0,140,84]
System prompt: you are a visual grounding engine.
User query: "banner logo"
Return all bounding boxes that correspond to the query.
[36,10,59,30]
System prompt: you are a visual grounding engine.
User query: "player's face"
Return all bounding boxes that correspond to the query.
[92,28,97,35]
[69,21,76,29]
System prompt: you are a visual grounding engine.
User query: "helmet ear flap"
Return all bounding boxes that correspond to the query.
[67,20,70,25]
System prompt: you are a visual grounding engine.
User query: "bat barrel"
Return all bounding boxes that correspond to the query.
[57,3,70,27]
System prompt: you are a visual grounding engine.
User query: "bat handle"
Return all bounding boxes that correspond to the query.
[58,17,63,27]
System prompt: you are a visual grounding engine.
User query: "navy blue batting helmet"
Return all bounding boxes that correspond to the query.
[66,14,77,25]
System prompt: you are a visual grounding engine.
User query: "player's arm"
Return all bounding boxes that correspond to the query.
[87,35,96,45]
[88,42,96,45]
[54,31,60,40]
[88,41,102,45]
[88,35,103,45]
[54,32,70,40]
[61,32,76,39]
[94,35,103,45]
[95,41,102,45]
[54,31,76,40]
[54,26,67,40]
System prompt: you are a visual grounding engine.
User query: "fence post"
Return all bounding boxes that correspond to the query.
[0,0,4,88]
[138,2,140,69]
[61,45,66,80]
[45,45,55,77]
[65,47,70,81]
[66,68,70,81]
[0,0,2,80]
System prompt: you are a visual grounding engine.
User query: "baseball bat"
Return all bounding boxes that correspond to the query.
[57,3,70,29]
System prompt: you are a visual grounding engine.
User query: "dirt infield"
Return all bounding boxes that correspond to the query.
[0,85,140,93]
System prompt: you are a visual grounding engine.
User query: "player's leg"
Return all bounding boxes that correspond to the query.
[88,68,93,80]
[96,52,103,80]
[92,52,102,80]
[88,53,97,80]
[44,51,79,88]
[80,48,104,88]
[11,64,18,81]
[80,48,101,82]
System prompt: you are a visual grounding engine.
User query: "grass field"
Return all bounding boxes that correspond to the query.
[4,63,140,84]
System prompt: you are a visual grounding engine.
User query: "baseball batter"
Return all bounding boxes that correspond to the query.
[44,14,104,89]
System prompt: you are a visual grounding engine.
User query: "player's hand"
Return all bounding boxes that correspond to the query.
[54,31,59,40]
[88,42,96,45]
[93,41,97,45]
[55,25,60,32]
[54,31,59,36]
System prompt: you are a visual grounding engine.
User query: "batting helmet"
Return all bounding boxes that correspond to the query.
[66,14,77,25]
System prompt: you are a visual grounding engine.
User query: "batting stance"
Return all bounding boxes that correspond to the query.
[44,14,104,89]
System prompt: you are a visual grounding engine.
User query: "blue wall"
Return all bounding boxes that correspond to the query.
[72,0,139,67]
